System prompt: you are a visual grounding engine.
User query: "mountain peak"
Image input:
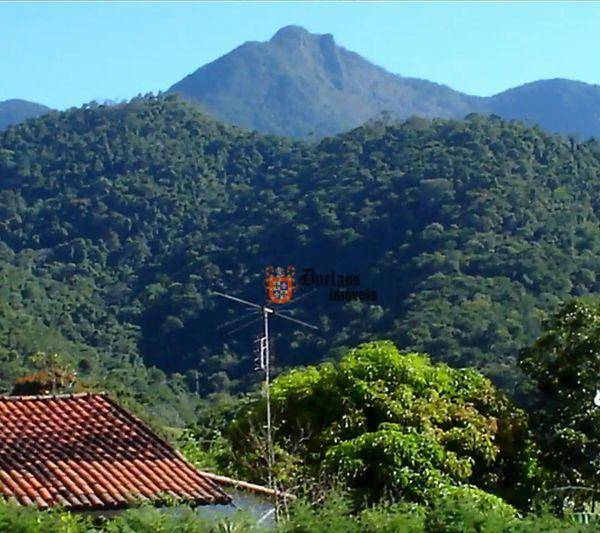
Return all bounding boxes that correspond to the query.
[270,25,313,43]
[270,25,336,48]
[168,25,470,138]
[168,28,600,140]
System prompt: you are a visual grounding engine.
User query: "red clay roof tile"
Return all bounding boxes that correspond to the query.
[0,393,230,510]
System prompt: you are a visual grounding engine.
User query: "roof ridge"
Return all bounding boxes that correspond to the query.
[99,394,177,452]
[0,391,108,401]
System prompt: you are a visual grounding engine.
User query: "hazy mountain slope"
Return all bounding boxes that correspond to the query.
[168,25,478,138]
[489,79,600,139]
[168,26,600,139]
[0,99,51,130]
[1,96,598,399]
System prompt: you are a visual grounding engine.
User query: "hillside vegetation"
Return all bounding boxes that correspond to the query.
[0,95,599,401]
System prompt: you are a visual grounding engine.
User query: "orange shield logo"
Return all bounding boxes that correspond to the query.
[265,266,295,304]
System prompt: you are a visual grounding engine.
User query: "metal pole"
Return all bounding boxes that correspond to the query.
[264,306,274,491]
[212,289,317,509]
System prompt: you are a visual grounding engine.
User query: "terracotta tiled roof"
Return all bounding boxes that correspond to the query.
[0,393,231,510]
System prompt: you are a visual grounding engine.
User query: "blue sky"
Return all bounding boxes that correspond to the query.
[2,2,600,109]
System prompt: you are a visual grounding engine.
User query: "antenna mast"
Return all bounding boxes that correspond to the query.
[211,289,317,492]
[262,304,274,489]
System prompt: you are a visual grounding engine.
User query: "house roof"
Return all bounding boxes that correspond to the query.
[0,393,231,510]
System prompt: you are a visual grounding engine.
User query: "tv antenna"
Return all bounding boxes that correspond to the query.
[212,289,318,491]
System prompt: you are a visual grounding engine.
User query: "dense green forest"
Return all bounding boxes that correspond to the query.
[0,95,599,529]
[1,95,598,404]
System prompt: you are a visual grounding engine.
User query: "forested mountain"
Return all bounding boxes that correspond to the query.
[0,95,598,402]
[168,26,600,140]
[168,25,477,139]
[0,99,52,130]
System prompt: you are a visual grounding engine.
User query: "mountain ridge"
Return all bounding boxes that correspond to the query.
[5,27,599,139]
[168,25,478,138]
[168,26,600,139]
[0,99,52,131]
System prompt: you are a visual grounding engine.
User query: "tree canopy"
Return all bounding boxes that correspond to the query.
[229,340,541,508]
[0,95,599,401]
[520,298,600,489]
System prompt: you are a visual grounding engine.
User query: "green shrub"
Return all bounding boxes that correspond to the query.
[358,502,426,533]
[0,502,93,533]
[104,505,264,533]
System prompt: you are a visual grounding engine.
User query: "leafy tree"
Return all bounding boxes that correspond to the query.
[520,298,600,489]
[229,341,541,508]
